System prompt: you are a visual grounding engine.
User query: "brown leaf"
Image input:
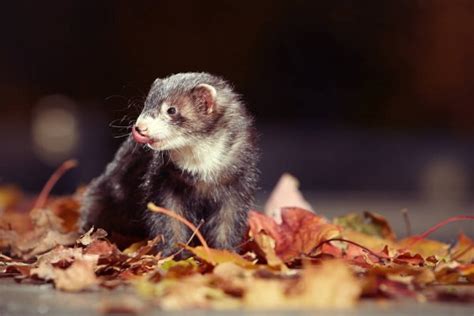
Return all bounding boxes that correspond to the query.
[29,207,64,232]
[0,211,33,235]
[392,252,425,266]
[249,208,340,262]
[49,196,81,232]
[77,227,108,246]
[31,246,99,291]
[54,258,98,291]
[15,230,78,258]
[84,240,118,257]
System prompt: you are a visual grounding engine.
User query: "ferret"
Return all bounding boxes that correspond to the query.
[80,72,259,256]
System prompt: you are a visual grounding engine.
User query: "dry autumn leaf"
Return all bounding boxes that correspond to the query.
[249,207,340,262]
[244,260,361,309]
[451,233,474,263]
[185,245,255,268]
[264,173,313,221]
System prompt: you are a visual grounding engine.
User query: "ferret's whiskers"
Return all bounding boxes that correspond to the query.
[113,133,131,139]
[109,115,135,129]
[131,141,139,155]
[105,94,128,102]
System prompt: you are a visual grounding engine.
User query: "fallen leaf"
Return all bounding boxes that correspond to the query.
[340,230,397,254]
[6,229,78,259]
[77,228,108,246]
[249,208,340,262]
[185,245,255,268]
[135,274,240,309]
[84,239,118,256]
[49,196,81,232]
[250,232,286,269]
[31,246,99,291]
[399,237,450,259]
[160,257,199,272]
[244,260,361,309]
[54,258,98,291]
[264,173,313,222]
[334,211,396,241]
[450,233,474,263]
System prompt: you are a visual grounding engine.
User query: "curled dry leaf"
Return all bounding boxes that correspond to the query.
[249,207,340,262]
[251,232,286,269]
[1,207,78,259]
[244,260,361,309]
[264,173,313,221]
[334,211,396,241]
[77,228,108,246]
[49,196,81,232]
[53,258,98,291]
[31,246,99,291]
[450,233,474,263]
[135,274,240,309]
[185,245,255,268]
[398,237,450,259]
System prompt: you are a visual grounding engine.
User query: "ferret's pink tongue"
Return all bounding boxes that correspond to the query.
[132,127,152,144]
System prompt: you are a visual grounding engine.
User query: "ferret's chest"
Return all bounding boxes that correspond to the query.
[144,162,221,216]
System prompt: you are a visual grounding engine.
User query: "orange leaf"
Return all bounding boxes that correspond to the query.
[450,233,474,263]
[251,232,286,269]
[399,237,449,259]
[249,207,340,262]
[185,245,255,268]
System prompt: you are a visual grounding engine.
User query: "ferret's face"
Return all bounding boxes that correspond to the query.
[132,80,218,151]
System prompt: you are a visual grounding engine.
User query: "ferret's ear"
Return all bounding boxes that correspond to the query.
[192,83,217,114]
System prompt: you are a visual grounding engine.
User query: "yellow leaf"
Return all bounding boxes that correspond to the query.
[185,245,255,268]
[450,233,474,263]
[244,260,361,309]
[399,237,450,259]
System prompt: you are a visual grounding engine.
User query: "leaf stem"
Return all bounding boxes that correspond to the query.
[407,215,474,246]
[311,237,386,261]
[147,202,212,260]
[32,159,78,211]
[401,208,412,237]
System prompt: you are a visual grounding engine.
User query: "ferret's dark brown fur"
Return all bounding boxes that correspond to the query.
[80,73,259,255]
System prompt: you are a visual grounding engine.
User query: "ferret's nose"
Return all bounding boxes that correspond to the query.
[134,125,148,135]
[132,125,151,144]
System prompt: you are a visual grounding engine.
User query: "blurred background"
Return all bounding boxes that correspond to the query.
[0,1,473,238]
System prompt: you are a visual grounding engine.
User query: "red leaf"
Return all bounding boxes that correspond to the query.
[249,207,340,262]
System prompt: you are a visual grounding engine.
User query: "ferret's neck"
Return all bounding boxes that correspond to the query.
[168,131,235,182]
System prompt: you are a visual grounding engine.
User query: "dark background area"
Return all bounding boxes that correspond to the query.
[1,1,474,210]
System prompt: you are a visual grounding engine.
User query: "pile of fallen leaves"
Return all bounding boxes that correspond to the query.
[0,161,473,310]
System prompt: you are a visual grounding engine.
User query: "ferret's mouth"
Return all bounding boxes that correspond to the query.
[132,126,160,145]
[146,140,164,150]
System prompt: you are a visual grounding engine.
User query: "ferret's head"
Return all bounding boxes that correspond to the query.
[132,73,234,151]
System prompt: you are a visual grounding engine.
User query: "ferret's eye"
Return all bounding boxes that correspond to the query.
[167,107,177,115]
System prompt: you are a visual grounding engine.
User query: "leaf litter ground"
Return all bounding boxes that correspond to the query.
[0,162,473,310]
